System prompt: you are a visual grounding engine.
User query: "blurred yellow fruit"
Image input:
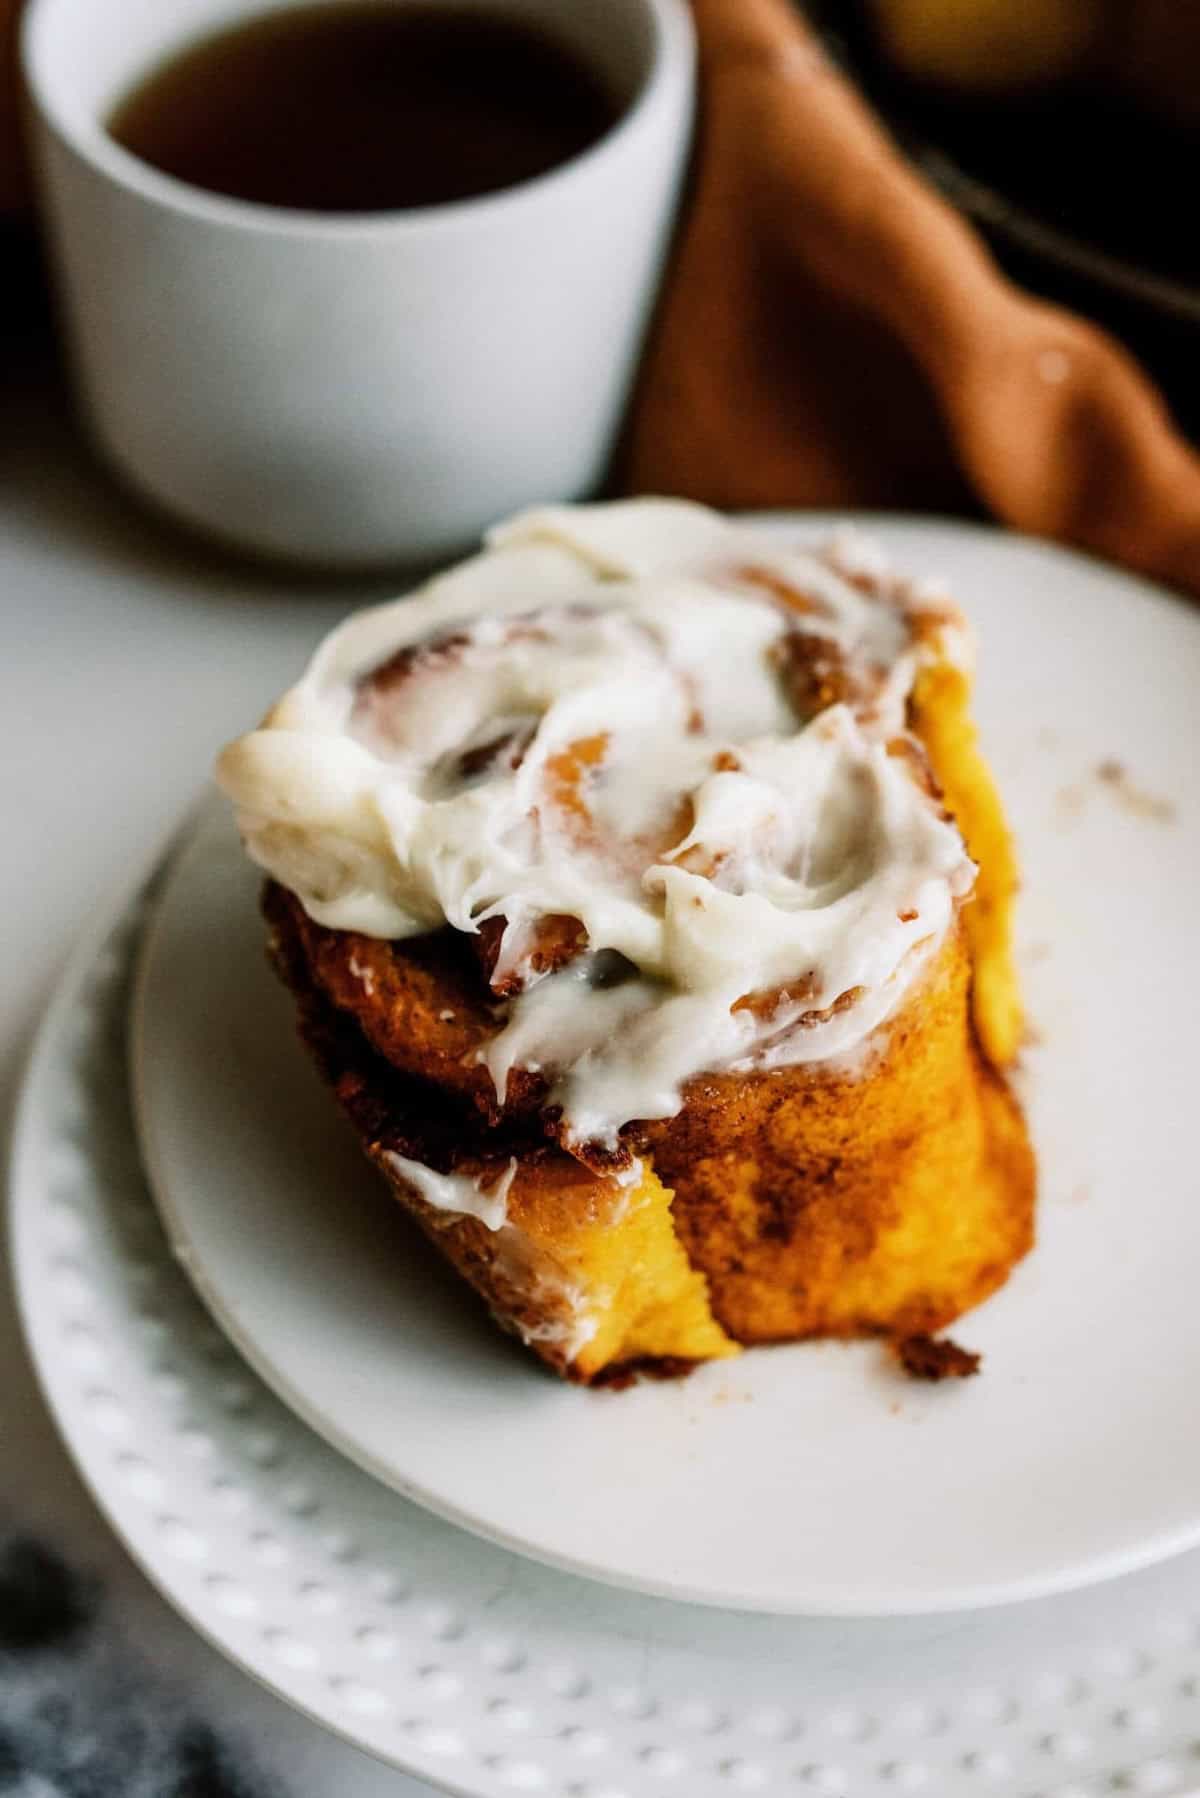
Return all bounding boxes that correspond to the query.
[869,0,1103,92]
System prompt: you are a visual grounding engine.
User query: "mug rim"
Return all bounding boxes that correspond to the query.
[22,0,694,241]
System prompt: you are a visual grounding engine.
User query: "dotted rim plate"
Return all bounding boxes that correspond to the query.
[13,869,1200,1797]
[5,724,1200,1791]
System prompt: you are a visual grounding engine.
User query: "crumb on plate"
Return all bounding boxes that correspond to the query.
[894,1333,981,1381]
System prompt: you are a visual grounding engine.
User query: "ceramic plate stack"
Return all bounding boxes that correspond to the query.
[12,519,1200,1797]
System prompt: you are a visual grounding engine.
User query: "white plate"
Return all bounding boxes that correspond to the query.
[126,518,1200,1617]
[18,816,1200,1798]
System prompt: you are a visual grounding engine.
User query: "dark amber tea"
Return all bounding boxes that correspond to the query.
[107,3,621,213]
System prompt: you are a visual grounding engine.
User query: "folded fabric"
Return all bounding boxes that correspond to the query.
[623,0,1200,598]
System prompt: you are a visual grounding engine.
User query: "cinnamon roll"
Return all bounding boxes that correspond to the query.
[217,500,1034,1381]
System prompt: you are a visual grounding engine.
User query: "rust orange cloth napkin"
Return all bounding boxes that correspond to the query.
[623,0,1200,597]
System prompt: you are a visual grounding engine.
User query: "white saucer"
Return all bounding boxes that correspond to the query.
[18,848,1200,1797]
[126,518,1200,1617]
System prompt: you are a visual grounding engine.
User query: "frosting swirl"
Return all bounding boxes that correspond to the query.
[217,500,974,1150]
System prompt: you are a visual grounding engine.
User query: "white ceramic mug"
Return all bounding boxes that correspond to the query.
[23,0,693,568]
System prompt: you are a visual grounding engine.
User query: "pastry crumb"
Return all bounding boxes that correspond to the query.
[1094,759,1175,822]
[893,1333,981,1382]
[1055,782,1086,822]
[590,1355,699,1392]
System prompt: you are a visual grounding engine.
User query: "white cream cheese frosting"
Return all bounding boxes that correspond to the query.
[379,1151,517,1232]
[217,499,974,1152]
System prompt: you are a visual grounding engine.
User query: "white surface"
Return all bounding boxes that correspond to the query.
[129,519,1200,1617]
[22,0,693,566]
[12,784,1200,1798]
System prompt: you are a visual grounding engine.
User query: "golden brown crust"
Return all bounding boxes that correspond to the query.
[267,880,1035,1377]
[266,883,553,1128]
[642,927,1034,1344]
[268,891,734,1381]
[268,897,616,1376]
[268,884,625,1173]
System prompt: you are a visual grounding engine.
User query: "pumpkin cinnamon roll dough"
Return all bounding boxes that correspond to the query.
[217,500,1034,1383]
